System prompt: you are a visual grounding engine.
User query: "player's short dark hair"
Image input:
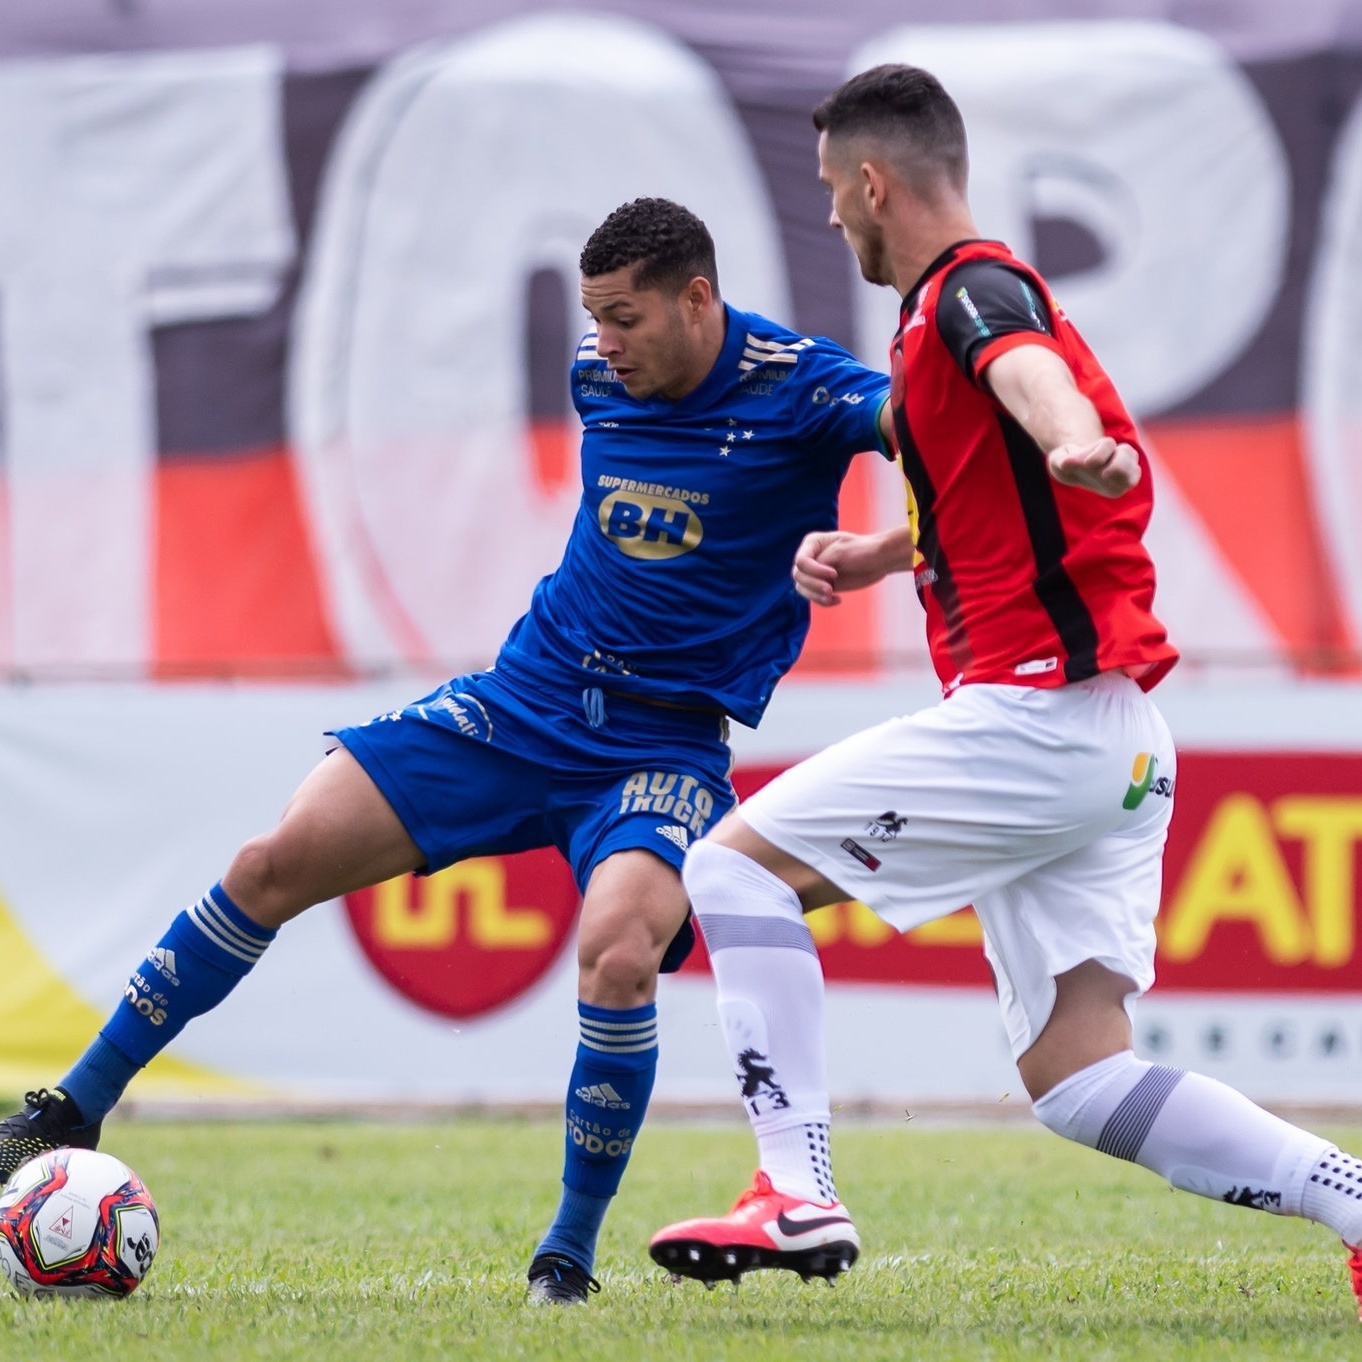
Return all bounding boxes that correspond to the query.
[812,64,968,190]
[579,198,719,295]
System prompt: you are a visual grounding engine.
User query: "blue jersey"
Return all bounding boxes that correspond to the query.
[499,304,889,728]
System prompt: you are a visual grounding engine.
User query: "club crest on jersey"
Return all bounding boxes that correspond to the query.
[598,491,704,561]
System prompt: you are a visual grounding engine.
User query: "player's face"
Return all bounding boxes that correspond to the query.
[818,131,892,288]
[581,268,706,401]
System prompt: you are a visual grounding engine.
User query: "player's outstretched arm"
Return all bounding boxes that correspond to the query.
[1046,438,1141,496]
[792,526,917,606]
[983,343,1141,498]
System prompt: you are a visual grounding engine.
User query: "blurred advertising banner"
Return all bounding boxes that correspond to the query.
[0,11,1358,681]
[2,679,1361,1107]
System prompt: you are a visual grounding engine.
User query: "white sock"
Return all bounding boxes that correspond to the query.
[761,1121,839,1204]
[1033,1051,1362,1241]
[1301,1149,1362,1246]
[684,840,834,1204]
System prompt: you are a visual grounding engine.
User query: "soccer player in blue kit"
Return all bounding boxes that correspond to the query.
[0,198,891,1304]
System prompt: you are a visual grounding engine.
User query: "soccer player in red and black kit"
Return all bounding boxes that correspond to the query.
[649,63,1362,1323]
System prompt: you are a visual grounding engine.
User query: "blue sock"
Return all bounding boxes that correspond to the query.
[535,1000,658,1273]
[60,883,276,1124]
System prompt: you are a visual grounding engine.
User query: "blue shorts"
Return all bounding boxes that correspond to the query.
[331,666,736,895]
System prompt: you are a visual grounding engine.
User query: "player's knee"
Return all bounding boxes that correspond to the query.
[680,837,731,900]
[577,898,667,996]
[683,836,786,908]
[578,930,660,1005]
[222,833,306,928]
[1030,1050,1147,1149]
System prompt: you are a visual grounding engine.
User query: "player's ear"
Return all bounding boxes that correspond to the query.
[862,159,889,213]
[682,275,713,319]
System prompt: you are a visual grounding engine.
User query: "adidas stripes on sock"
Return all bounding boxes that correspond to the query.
[685,839,837,1205]
[1033,1050,1362,1243]
[60,883,276,1124]
[536,1000,658,1272]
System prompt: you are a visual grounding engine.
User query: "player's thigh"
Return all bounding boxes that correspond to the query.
[1016,960,1140,1098]
[975,801,1172,1064]
[331,703,556,872]
[557,746,737,979]
[578,849,689,976]
[227,746,424,921]
[555,742,736,893]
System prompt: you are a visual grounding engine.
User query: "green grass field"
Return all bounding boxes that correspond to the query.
[1,1114,1359,1360]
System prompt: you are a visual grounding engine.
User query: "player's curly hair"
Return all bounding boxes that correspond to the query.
[580,198,719,295]
[813,64,967,191]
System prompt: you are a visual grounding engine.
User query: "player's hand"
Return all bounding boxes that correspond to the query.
[791,529,905,606]
[1047,439,1142,496]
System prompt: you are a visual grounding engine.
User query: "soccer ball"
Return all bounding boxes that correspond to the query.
[0,1147,159,1299]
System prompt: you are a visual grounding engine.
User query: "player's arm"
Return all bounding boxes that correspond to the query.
[982,343,1140,497]
[878,396,894,452]
[938,260,1139,498]
[791,525,917,607]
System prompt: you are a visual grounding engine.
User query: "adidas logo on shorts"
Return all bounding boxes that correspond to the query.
[574,1082,630,1110]
[656,825,689,852]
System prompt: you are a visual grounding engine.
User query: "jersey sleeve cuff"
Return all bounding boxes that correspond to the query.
[873,396,895,460]
[972,330,1065,382]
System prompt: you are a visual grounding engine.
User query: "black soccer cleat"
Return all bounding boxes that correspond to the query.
[526,1252,602,1305]
[0,1088,103,1186]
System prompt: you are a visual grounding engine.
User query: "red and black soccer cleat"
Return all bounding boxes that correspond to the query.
[649,1170,859,1286]
[1345,1242,1362,1323]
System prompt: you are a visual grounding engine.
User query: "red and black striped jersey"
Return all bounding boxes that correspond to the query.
[889,238,1178,694]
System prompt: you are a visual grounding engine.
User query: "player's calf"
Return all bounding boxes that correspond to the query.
[1035,1051,1362,1322]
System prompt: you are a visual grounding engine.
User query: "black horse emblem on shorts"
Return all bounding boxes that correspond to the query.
[736,1048,790,1112]
[865,810,908,841]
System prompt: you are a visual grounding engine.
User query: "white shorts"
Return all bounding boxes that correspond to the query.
[740,674,1176,1057]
